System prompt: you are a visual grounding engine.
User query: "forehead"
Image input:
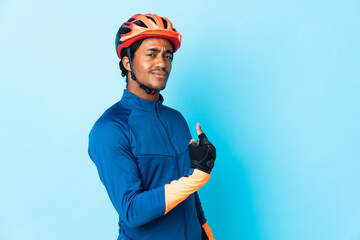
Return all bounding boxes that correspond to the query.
[138,38,173,51]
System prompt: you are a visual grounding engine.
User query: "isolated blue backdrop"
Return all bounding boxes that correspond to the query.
[1,0,359,239]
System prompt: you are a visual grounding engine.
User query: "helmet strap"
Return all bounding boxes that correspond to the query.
[126,48,158,95]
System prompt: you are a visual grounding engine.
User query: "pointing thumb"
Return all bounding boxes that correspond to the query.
[196,123,204,136]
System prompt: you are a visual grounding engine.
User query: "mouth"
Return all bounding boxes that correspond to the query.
[150,70,168,79]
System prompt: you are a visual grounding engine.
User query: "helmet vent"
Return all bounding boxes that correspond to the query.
[128,18,135,22]
[118,27,132,35]
[161,18,168,29]
[133,20,147,28]
[146,16,157,24]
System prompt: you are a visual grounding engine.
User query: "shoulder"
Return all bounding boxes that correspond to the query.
[89,101,132,143]
[99,101,131,124]
[88,102,136,165]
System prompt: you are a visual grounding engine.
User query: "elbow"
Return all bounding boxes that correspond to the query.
[120,202,146,228]
[116,188,165,228]
[122,214,144,228]
[123,220,143,228]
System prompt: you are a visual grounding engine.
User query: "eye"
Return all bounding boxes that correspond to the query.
[147,53,155,57]
[165,55,173,60]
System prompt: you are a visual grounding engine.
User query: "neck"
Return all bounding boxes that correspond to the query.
[127,85,160,102]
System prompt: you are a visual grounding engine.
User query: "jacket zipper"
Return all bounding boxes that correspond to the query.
[155,104,188,240]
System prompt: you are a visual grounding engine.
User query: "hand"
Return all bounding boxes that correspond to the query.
[188,123,216,174]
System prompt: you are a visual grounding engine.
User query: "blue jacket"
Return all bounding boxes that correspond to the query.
[88,89,208,240]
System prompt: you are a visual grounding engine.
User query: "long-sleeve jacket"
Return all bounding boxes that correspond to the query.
[88,89,214,240]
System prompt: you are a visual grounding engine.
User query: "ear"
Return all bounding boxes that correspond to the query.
[122,56,131,72]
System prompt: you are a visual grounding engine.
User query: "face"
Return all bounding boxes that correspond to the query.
[128,38,173,91]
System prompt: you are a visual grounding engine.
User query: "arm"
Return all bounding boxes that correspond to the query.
[164,169,210,214]
[88,121,165,228]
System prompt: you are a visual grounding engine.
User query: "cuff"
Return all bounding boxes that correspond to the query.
[202,221,215,240]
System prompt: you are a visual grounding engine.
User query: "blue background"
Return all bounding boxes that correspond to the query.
[1,0,359,239]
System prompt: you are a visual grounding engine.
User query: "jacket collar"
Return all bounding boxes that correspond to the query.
[120,89,164,113]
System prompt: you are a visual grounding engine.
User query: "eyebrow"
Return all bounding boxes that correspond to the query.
[146,48,173,54]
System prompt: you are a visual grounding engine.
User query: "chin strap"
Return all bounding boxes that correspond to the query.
[127,48,158,95]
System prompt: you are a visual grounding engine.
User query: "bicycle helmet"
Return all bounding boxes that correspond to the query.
[115,13,182,59]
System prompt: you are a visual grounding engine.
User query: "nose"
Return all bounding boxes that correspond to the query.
[155,55,166,68]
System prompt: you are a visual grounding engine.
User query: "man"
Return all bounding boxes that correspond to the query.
[88,13,216,240]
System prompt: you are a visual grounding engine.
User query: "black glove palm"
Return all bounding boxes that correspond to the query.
[188,133,216,174]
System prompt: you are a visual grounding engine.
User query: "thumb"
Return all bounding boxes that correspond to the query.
[196,122,204,136]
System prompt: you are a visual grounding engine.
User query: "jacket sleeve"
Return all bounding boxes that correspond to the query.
[88,121,165,228]
[195,191,215,240]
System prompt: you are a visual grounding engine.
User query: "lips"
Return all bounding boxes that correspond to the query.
[151,70,168,78]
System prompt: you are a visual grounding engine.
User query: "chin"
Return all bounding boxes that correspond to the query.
[150,80,167,91]
[154,84,166,91]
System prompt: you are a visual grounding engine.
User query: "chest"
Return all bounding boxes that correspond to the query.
[128,110,191,187]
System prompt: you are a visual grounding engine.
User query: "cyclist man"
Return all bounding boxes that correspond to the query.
[88,13,216,240]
